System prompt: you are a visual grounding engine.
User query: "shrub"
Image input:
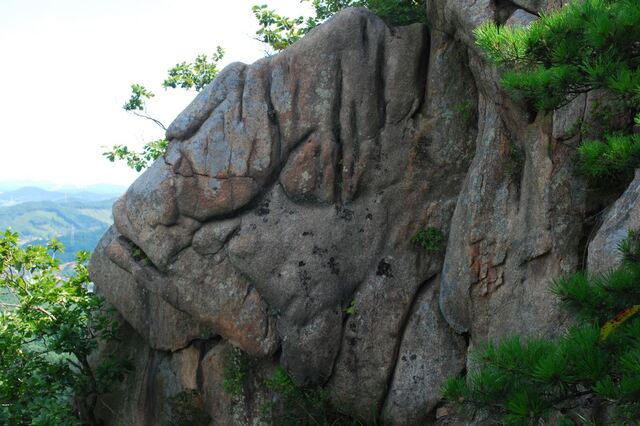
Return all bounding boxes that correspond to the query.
[222,346,250,398]
[165,390,211,426]
[261,366,363,426]
[411,227,446,253]
[0,229,130,425]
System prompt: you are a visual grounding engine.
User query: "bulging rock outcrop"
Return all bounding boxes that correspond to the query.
[90,3,636,425]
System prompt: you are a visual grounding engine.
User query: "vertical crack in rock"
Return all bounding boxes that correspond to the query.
[379,274,437,417]
[380,275,468,424]
[333,57,345,204]
[143,349,159,426]
[375,33,387,128]
[237,68,246,123]
[408,35,431,123]
[265,66,283,165]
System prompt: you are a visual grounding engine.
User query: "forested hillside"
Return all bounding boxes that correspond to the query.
[0,186,117,206]
[0,198,114,262]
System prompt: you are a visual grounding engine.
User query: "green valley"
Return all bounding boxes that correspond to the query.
[0,198,115,262]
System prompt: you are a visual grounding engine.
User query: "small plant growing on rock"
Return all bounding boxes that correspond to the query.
[126,240,153,267]
[345,298,357,315]
[454,100,475,124]
[262,366,364,425]
[411,227,445,253]
[222,347,250,398]
[165,390,211,426]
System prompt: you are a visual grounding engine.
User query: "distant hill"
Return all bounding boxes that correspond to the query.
[0,186,122,207]
[0,198,115,262]
[0,181,128,195]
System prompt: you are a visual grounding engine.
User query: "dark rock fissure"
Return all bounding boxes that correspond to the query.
[375,36,387,128]
[494,0,539,24]
[577,204,610,272]
[144,349,159,426]
[333,57,345,203]
[378,274,438,418]
[409,30,431,122]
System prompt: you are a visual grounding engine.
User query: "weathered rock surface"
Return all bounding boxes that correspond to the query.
[588,170,640,274]
[90,3,634,425]
[381,279,467,424]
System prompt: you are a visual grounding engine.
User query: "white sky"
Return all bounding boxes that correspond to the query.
[0,0,313,188]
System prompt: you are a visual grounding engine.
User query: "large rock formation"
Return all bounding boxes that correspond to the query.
[89,2,636,425]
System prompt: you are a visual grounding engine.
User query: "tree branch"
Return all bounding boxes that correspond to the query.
[132,111,167,131]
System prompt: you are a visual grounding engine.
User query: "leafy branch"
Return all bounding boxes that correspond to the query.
[0,229,131,424]
[103,48,225,172]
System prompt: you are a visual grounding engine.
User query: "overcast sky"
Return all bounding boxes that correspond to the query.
[0,0,313,188]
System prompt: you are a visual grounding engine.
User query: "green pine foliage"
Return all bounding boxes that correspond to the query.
[443,230,640,424]
[578,134,640,186]
[474,0,640,111]
[0,230,130,425]
[474,0,640,186]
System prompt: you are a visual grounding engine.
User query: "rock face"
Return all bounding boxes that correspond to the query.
[588,170,640,275]
[89,3,635,425]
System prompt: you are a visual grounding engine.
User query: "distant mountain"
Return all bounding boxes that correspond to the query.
[0,181,127,195]
[53,183,128,196]
[0,181,58,193]
[0,198,115,262]
[0,186,122,207]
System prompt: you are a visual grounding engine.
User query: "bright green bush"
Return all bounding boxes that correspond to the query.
[443,230,640,424]
[0,229,130,425]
